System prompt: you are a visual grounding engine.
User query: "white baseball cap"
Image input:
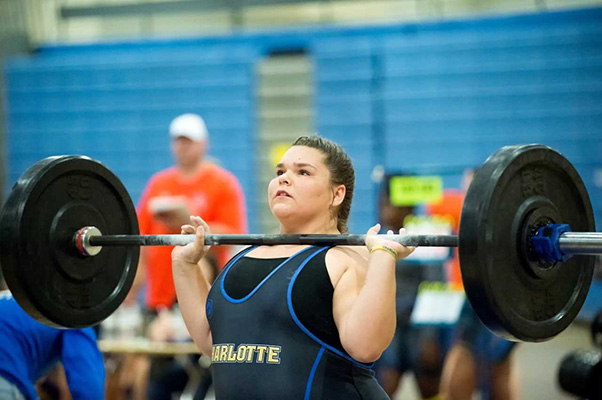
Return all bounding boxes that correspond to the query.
[169,113,208,142]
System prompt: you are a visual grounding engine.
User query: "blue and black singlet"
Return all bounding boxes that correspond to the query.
[206,245,390,400]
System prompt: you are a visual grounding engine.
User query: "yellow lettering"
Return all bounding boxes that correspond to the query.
[256,346,268,363]
[220,345,228,362]
[267,346,281,364]
[211,346,219,362]
[236,345,247,362]
[227,345,237,362]
[245,345,257,362]
[212,343,282,364]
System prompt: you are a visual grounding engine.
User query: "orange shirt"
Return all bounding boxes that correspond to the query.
[138,162,247,309]
[425,189,464,289]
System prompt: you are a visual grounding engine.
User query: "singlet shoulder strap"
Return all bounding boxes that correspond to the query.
[213,245,257,284]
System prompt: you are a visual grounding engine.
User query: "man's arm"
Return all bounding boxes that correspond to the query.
[61,328,105,400]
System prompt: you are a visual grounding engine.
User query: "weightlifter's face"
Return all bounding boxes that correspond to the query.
[269,146,334,223]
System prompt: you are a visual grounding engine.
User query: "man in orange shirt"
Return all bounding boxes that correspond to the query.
[131,113,247,400]
[136,113,247,311]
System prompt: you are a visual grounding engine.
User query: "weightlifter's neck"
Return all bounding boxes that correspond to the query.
[279,216,339,235]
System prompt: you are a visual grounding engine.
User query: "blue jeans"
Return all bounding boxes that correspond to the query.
[0,375,25,400]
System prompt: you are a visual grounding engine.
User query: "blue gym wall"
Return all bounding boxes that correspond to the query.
[4,7,602,236]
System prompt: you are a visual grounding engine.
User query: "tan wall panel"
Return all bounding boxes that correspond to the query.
[19,0,602,44]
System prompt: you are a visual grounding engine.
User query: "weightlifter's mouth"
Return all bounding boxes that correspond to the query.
[275,190,292,199]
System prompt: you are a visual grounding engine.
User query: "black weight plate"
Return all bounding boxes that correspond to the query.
[459,145,595,342]
[0,156,139,328]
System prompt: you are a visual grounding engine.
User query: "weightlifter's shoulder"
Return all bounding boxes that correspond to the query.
[327,246,369,268]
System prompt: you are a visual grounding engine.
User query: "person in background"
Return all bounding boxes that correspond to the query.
[0,271,104,400]
[134,112,247,310]
[429,169,519,400]
[375,174,449,400]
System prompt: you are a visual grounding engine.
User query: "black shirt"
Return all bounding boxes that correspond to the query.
[223,249,344,353]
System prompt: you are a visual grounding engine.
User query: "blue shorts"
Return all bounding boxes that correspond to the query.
[456,302,516,364]
[377,261,453,375]
[377,323,453,375]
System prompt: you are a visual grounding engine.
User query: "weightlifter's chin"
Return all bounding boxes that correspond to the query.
[271,205,301,224]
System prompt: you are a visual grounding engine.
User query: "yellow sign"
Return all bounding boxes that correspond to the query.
[270,144,289,167]
[389,176,443,206]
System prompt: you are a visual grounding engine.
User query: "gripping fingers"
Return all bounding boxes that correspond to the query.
[190,215,210,232]
[367,223,380,236]
[181,225,196,234]
[365,223,381,251]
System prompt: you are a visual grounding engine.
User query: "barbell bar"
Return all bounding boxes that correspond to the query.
[0,144,598,342]
[83,230,460,248]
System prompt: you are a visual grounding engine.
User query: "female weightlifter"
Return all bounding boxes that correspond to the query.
[172,135,415,399]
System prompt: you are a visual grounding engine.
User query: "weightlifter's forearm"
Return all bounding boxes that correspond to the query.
[346,253,397,358]
[172,259,212,354]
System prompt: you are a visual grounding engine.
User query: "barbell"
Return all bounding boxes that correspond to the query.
[0,144,599,342]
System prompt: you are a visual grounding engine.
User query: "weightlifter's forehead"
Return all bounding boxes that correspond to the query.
[278,146,326,168]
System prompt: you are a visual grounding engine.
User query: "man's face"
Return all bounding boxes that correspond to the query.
[171,137,204,168]
[380,201,414,231]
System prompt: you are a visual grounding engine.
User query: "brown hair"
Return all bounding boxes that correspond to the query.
[292,135,355,233]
